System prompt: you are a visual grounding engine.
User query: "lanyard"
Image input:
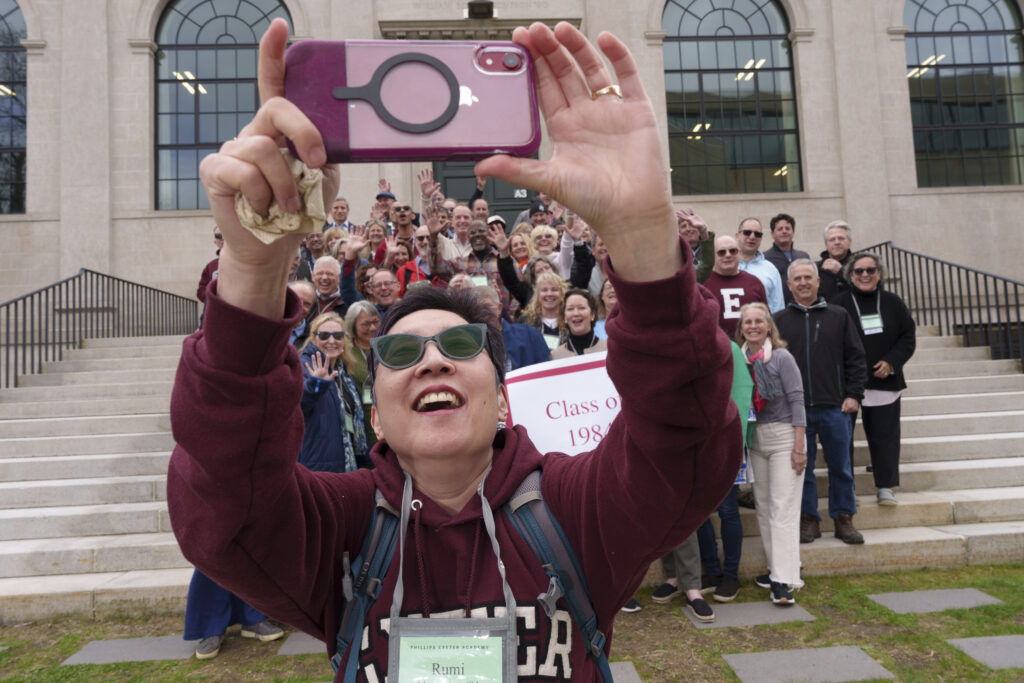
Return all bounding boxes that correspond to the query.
[850,291,884,335]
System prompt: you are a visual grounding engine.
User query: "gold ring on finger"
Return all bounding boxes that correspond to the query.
[591,84,623,100]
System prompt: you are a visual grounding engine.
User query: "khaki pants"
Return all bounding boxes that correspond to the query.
[750,421,804,588]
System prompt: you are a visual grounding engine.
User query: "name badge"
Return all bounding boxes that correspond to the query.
[345,413,354,434]
[544,334,560,351]
[860,313,883,335]
[396,634,503,682]
[362,384,373,405]
[470,275,489,288]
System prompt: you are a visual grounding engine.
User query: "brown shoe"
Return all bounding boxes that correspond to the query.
[799,514,820,544]
[834,513,864,544]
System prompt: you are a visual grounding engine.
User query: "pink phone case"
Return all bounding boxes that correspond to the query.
[284,39,541,163]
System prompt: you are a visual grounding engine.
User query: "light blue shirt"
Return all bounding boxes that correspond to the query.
[738,252,784,313]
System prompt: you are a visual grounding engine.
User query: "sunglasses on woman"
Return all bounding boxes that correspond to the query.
[853,267,877,275]
[370,323,488,370]
[316,331,344,341]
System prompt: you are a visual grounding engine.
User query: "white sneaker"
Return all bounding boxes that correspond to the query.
[877,488,897,506]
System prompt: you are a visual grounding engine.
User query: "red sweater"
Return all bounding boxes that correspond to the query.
[167,240,740,681]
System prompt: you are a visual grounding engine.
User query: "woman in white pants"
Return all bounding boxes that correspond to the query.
[736,303,806,605]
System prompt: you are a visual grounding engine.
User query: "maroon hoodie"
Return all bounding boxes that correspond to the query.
[167,240,740,681]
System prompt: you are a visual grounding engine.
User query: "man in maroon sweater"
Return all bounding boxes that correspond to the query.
[168,19,738,681]
[703,234,767,337]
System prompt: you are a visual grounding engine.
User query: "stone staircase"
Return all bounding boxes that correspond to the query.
[0,335,190,623]
[1,329,1023,623]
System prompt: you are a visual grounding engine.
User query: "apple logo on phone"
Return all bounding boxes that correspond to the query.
[459,85,479,107]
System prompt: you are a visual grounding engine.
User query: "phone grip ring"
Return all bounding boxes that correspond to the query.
[332,52,460,134]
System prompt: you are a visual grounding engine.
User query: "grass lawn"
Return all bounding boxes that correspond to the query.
[1,563,1022,681]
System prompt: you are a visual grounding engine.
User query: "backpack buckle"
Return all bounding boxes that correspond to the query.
[536,574,564,618]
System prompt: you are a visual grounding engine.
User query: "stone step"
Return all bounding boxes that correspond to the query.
[852,431,1024,465]
[735,521,1024,577]
[0,452,171,481]
[904,374,1024,395]
[0,381,174,403]
[0,413,171,438]
[901,391,1024,416]
[0,396,170,419]
[0,567,193,622]
[720,487,1024,538]
[81,335,187,348]
[911,346,990,362]
[18,367,178,387]
[64,344,183,360]
[42,356,181,373]
[0,475,166,510]
[0,501,169,541]
[815,456,1024,497]
[0,431,175,458]
[0,532,187,578]
[854,410,1024,440]
[904,359,1020,380]
[914,335,962,349]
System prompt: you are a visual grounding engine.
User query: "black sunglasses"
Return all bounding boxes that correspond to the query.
[741,229,763,238]
[716,247,739,256]
[853,267,878,275]
[214,233,223,239]
[316,331,344,341]
[393,205,412,212]
[370,323,488,370]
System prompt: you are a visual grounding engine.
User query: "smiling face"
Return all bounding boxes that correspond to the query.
[600,280,617,315]
[370,309,508,466]
[740,306,769,347]
[331,199,349,224]
[510,235,530,262]
[564,294,595,335]
[468,222,490,251]
[826,226,851,259]
[371,271,400,307]
[355,311,381,347]
[368,224,386,246]
[678,219,699,248]
[713,235,741,276]
[788,263,820,306]
[771,218,794,250]
[314,320,345,363]
[851,256,881,293]
[312,262,340,296]
[592,236,608,262]
[471,198,489,220]
[306,232,325,254]
[533,230,555,255]
[537,281,563,316]
[452,206,472,240]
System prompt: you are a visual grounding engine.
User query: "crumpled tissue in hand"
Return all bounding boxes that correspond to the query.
[233,152,326,244]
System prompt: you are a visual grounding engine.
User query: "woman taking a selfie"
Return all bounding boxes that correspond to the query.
[169,19,738,680]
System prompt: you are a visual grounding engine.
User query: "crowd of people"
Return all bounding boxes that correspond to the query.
[175,18,917,674]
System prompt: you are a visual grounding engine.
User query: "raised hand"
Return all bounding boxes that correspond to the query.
[488,223,510,256]
[198,17,341,317]
[305,351,339,381]
[680,207,709,240]
[418,169,441,199]
[475,174,487,191]
[345,224,368,259]
[564,213,585,242]
[474,22,680,281]
[423,204,444,236]
[378,178,391,194]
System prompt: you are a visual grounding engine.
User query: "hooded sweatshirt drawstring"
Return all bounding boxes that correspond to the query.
[462,519,483,617]
[412,506,432,617]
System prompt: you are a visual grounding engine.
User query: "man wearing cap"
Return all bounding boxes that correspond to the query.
[528,199,551,227]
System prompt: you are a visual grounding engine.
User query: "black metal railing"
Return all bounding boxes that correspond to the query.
[0,269,198,388]
[863,242,1023,366]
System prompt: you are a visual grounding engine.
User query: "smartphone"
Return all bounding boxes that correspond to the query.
[284,39,541,163]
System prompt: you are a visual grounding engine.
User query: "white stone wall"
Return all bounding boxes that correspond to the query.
[0,0,1020,305]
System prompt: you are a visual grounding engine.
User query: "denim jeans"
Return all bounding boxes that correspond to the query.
[696,485,742,578]
[802,405,857,520]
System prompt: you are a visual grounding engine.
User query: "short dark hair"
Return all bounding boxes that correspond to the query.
[367,286,507,390]
[564,288,599,319]
[770,213,796,232]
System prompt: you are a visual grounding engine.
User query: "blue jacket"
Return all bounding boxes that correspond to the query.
[298,344,369,472]
[502,319,551,371]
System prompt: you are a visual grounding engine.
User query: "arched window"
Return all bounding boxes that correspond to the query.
[155,0,291,210]
[0,0,26,214]
[662,0,801,195]
[905,0,1024,186]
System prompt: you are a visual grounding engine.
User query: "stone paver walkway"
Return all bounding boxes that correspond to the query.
[866,588,1002,614]
[682,601,816,629]
[277,631,324,656]
[947,635,1024,670]
[609,661,642,681]
[61,635,195,666]
[724,646,894,682]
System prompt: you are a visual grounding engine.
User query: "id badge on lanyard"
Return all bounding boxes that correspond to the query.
[860,313,883,335]
[387,472,518,681]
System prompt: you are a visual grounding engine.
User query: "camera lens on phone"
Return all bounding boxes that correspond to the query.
[502,53,522,70]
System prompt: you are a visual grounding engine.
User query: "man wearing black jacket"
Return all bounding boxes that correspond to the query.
[775,259,867,545]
